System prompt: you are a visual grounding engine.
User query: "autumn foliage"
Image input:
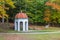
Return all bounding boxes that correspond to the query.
[44,9,51,23]
[45,2,60,10]
[0,0,15,18]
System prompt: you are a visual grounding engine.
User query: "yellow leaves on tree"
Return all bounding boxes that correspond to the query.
[0,0,15,19]
[0,0,15,23]
[44,9,51,23]
[0,15,2,18]
[5,0,15,8]
[44,9,51,17]
[0,5,8,18]
[0,6,3,11]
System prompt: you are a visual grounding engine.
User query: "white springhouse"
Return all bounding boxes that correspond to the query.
[14,11,28,31]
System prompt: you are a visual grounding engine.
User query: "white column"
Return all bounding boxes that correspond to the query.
[26,21,28,31]
[18,21,20,31]
[15,21,17,31]
[23,21,25,31]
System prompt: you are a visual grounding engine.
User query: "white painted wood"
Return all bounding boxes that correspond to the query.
[15,21,17,31]
[23,21,25,31]
[14,18,28,31]
[26,22,28,31]
[18,22,20,31]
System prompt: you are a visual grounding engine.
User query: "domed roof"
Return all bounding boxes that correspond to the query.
[15,12,28,19]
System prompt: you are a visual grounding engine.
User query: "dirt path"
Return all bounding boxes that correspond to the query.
[1,34,34,40]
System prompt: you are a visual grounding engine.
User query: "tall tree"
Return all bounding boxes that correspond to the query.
[0,0,15,23]
[13,0,48,24]
[45,0,60,26]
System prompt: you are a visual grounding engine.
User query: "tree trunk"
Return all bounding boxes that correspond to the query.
[2,15,4,24]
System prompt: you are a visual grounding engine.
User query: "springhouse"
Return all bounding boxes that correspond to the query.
[14,11,28,31]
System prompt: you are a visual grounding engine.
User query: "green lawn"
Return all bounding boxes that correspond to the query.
[6,27,60,33]
[0,36,4,40]
[25,33,60,40]
[0,33,60,40]
[0,27,60,33]
[0,27,60,40]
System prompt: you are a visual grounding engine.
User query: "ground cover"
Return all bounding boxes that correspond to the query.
[0,33,60,40]
[7,27,60,33]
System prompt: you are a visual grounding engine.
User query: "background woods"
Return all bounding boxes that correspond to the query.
[0,0,60,27]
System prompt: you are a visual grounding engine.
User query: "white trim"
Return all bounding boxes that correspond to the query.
[14,18,28,31]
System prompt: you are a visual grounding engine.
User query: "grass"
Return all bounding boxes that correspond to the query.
[0,26,60,33]
[25,33,60,40]
[41,27,60,32]
[6,27,60,33]
[26,34,59,40]
[0,33,60,40]
[0,36,4,40]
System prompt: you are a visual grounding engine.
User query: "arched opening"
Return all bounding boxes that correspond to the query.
[16,22,18,30]
[20,22,23,31]
[25,21,28,31]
